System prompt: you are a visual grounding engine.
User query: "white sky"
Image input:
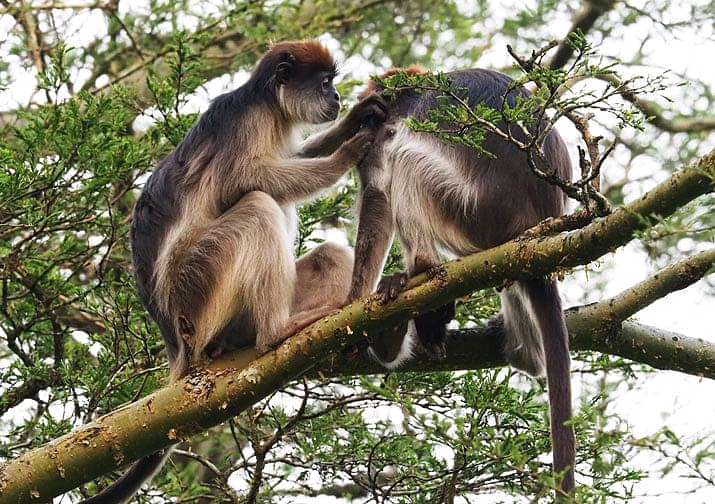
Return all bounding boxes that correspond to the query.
[1,1,714,503]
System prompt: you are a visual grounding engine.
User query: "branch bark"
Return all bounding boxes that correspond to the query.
[0,151,712,503]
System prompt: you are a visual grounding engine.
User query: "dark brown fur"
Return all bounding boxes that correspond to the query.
[349,67,575,494]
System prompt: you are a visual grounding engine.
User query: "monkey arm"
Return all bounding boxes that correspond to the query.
[259,130,373,203]
[347,185,395,302]
[297,95,388,158]
[258,156,352,201]
[297,120,355,158]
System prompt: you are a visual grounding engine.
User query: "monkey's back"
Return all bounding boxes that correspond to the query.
[130,158,184,359]
[391,68,572,250]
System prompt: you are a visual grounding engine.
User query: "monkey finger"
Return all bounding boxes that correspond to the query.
[343,340,369,360]
[366,103,389,125]
[389,283,400,300]
[357,94,389,126]
[365,93,389,110]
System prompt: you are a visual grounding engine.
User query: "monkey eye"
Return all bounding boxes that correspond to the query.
[321,76,332,91]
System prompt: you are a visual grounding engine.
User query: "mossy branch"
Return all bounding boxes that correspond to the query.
[0,151,712,503]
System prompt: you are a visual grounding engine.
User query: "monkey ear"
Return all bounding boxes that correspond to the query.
[275,53,297,85]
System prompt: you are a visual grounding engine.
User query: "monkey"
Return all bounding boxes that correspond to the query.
[347,66,576,494]
[78,41,387,504]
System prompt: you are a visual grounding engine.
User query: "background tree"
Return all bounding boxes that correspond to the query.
[0,1,713,503]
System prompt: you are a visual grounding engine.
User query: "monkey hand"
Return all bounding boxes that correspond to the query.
[335,129,375,165]
[348,93,389,131]
[376,272,408,304]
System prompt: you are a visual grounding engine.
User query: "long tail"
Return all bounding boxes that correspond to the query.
[501,279,575,494]
[79,449,171,503]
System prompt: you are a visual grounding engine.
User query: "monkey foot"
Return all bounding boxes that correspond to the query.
[376,272,408,304]
[255,306,338,355]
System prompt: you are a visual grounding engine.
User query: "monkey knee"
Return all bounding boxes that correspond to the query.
[300,242,353,279]
[502,315,546,376]
[503,345,545,377]
[368,320,414,369]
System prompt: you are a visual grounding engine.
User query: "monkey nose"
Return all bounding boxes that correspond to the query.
[333,91,340,102]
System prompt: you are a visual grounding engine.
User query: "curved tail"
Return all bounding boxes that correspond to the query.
[79,449,171,503]
[500,279,575,494]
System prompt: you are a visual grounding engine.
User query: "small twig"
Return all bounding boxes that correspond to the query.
[173,449,240,502]
[506,40,558,73]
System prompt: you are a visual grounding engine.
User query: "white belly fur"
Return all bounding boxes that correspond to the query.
[384,124,478,257]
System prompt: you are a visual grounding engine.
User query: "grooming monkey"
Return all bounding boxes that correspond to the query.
[347,66,576,493]
[80,41,387,503]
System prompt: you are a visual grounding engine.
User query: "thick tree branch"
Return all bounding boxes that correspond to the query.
[601,248,715,321]
[334,248,715,377]
[0,151,712,503]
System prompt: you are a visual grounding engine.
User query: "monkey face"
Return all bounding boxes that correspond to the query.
[278,70,340,124]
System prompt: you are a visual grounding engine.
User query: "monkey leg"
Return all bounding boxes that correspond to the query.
[170,191,298,361]
[255,242,354,354]
[368,246,453,365]
[405,248,454,361]
[293,242,353,312]
[499,282,546,377]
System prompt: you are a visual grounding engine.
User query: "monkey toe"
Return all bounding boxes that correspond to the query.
[256,336,285,355]
[376,272,408,304]
[255,343,272,356]
[414,313,449,361]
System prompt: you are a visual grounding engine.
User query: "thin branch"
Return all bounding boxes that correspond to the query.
[172,449,240,502]
[597,73,715,133]
[2,0,47,74]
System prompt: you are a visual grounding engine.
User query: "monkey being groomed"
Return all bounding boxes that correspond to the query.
[78,40,387,504]
[348,66,576,495]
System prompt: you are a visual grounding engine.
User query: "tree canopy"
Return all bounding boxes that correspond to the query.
[0,1,714,503]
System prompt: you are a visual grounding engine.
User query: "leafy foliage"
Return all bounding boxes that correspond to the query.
[0,1,713,502]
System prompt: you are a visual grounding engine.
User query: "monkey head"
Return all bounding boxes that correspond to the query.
[262,40,340,124]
